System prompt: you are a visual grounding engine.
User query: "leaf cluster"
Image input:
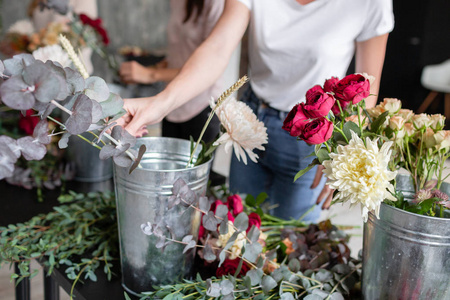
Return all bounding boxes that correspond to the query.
[0,190,118,290]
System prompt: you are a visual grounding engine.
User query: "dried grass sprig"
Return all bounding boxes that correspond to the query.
[216,75,248,107]
[58,34,89,79]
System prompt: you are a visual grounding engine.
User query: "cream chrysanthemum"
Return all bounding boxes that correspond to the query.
[8,19,34,35]
[323,131,397,221]
[32,45,72,68]
[211,97,268,164]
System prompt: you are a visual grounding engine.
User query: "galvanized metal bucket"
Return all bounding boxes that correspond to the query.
[67,133,113,182]
[362,174,450,299]
[113,137,212,295]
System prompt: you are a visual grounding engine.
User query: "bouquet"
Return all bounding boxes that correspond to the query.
[282,73,450,221]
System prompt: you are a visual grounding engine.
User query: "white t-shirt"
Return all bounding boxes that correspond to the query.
[238,0,394,112]
[165,0,226,123]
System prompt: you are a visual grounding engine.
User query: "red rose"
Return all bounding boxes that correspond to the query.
[246,212,261,233]
[333,74,370,105]
[303,85,335,118]
[282,103,309,137]
[18,110,40,135]
[79,14,109,45]
[323,76,339,93]
[198,224,205,239]
[227,211,235,223]
[298,117,333,145]
[216,258,250,278]
[226,195,243,216]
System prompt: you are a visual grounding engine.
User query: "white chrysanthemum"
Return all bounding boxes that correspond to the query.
[8,19,34,35]
[211,97,268,164]
[216,221,247,259]
[32,45,72,68]
[323,131,397,222]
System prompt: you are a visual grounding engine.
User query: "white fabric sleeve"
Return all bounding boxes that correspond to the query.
[237,0,252,10]
[356,0,394,42]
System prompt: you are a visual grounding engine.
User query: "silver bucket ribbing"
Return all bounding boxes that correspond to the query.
[362,174,450,299]
[113,137,212,295]
[67,132,113,182]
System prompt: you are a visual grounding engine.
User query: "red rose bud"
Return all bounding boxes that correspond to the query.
[216,258,250,278]
[323,76,339,93]
[303,85,335,118]
[19,109,40,135]
[226,194,244,216]
[246,212,261,233]
[282,103,309,137]
[198,224,205,239]
[333,74,370,105]
[299,117,334,145]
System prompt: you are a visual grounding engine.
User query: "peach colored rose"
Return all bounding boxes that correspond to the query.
[389,116,406,131]
[345,114,369,129]
[404,123,417,139]
[397,109,414,122]
[380,98,402,115]
[434,130,450,152]
[367,105,386,118]
[282,238,295,255]
[430,114,446,131]
[412,114,432,130]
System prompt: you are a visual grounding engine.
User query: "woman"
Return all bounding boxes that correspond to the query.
[118,0,394,221]
[120,0,226,143]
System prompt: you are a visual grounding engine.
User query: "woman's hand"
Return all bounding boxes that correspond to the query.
[119,61,158,85]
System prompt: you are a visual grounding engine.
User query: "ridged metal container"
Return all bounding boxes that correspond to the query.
[113,137,211,295]
[67,132,113,182]
[362,175,450,299]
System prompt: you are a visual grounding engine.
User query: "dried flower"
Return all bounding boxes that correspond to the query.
[58,34,89,79]
[413,189,433,204]
[322,131,397,221]
[7,19,35,35]
[212,97,268,165]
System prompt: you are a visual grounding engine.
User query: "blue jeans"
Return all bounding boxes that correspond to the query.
[229,86,326,222]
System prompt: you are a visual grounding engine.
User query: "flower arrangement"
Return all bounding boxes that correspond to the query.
[282,73,450,220]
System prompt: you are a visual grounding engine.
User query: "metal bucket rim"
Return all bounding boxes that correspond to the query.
[371,202,450,222]
[114,136,213,173]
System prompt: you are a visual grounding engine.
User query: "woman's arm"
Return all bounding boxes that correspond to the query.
[355,33,390,108]
[119,0,250,136]
[120,61,180,84]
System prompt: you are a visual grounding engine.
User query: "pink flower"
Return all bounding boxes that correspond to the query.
[298,117,334,145]
[246,212,261,233]
[303,85,335,118]
[333,74,370,105]
[282,103,309,137]
[226,195,244,216]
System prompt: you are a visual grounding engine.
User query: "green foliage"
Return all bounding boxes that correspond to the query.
[0,190,118,292]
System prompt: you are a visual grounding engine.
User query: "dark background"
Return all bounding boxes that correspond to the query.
[378,0,450,113]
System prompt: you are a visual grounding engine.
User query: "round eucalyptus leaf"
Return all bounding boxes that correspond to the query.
[84,76,110,102]
[91,99,103,123]
[33,120,51,145]
[234,212,249,232]
[45,61,70,100]
[4,54,35,76]
[99,144,117,160]
[17,136,47,161]
[0,60,4,75]
[58,133,71,149]
[261,275,277,294]
[113,153,132,168]
[65,94,93,135]
[220,279,234,296]
[33,101,55,118]
[0,76,35,110]
[23,61,60,103]
[100,93,124,118]
[0,135,21,159]
[64,67,85,94]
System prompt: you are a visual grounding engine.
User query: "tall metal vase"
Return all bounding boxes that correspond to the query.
[362,175,450,299]
[113,137,212,295]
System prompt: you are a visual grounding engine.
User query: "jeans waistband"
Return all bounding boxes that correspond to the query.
[241,85,288,120]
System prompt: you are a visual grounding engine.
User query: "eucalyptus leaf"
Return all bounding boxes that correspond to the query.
[64,67,85,94]
[261,275,277,294]
[288,258,301,273]
[243,242,262,263]
[17,136,47,161]
[0,143,17,180]
[44,61,69,100]
[65,95,93,134]
[203,243,216,262]
[3,54,35,76]
[247,226,260,243]
[0,76,35,110]
[0,136,21,159]
[0,60,5,75]
[199,196,211,212]
[220,279,234,295]
[206,279,221,298]
[100,93,124,118]
[234,212,249,232]
[246,269,263,286]
[113,153,132,168]
[202,211,219,231]
[280,293,295,300]
[84,76,110,102]
[23,61,60,103]
[33,120,51,145]
[216,205,228,219]
[129,144,146,174]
